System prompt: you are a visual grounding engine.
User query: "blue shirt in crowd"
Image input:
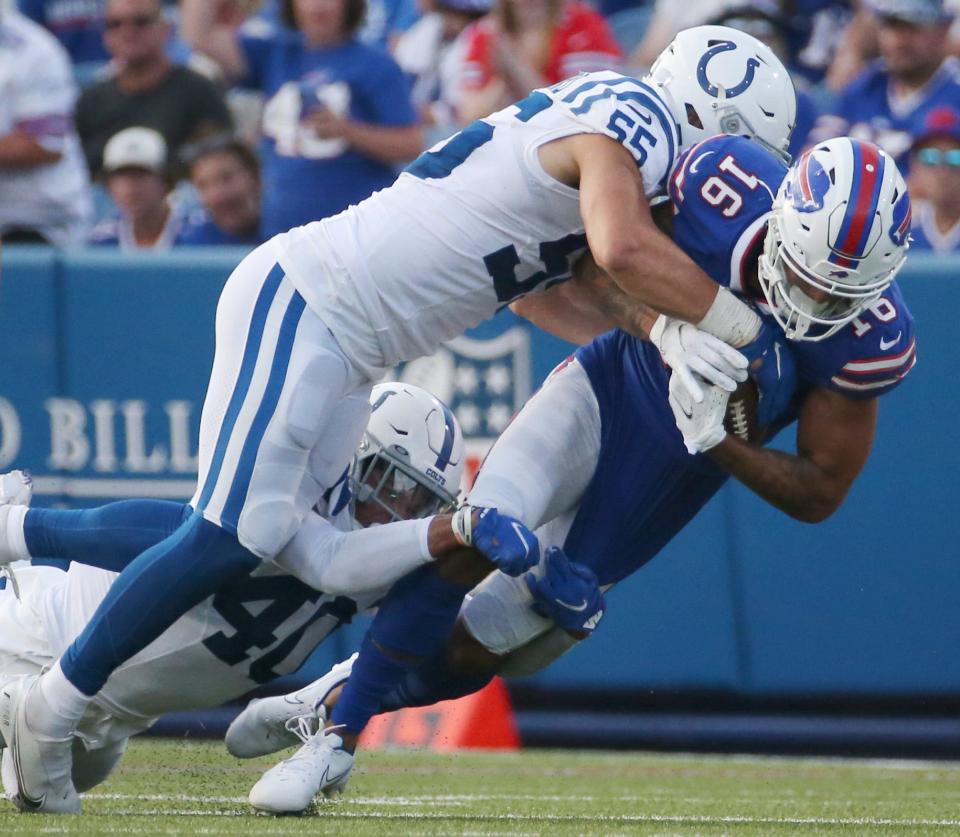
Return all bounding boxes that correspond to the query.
[238,21,418,237]
[816,57,960,173]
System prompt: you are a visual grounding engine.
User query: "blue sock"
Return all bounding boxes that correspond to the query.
[60,511,259,696]
[330,564,472,734]
[330,634,407,734]
[24,500,189,572]
[380,653,493,711]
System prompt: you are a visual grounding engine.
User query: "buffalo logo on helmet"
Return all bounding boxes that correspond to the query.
[785,150,831,213]
[889,189,912,247]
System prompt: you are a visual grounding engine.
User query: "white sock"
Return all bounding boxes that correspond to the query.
[26,662,92,740]
[0,504,30,564]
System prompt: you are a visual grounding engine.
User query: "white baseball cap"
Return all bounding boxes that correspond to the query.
[103,127,168,175]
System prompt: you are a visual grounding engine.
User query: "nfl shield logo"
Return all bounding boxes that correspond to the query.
[392,327,532,486]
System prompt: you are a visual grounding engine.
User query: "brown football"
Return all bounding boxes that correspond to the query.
[725,377,763,444]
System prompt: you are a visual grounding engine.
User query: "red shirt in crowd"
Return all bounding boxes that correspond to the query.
[462,2,622,91]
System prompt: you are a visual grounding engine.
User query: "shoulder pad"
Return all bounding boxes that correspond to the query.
[795,283,917,400]
[669,135,785,290]
[546,72,680,195]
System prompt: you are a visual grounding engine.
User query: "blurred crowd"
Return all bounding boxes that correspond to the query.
[3,0,960,253]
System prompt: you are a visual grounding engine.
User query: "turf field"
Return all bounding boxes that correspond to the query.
[0,738,958,835]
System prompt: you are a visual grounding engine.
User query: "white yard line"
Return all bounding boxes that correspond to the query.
[80,793,960,828]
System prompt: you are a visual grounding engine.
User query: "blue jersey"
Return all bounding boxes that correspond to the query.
[814,57,960,173]
[564,134,916,584]
[238,20,418,237]
[568,334,729,586]
[669,134,916,404]
[905,199,960,254]
[175,210,263,248]
[784,0,852,86]
[360,0,419,48]
[18,0,108,66]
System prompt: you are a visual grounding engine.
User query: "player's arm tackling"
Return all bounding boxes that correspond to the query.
[540,134,761,350]
[510,251,658,344]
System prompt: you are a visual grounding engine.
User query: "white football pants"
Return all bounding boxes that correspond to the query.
[190,242,375,559]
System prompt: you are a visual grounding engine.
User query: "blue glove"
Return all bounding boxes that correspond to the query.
[739,320,797,428]
[470,507,540,576]
[525,547,605,635]
[737,317,777,367]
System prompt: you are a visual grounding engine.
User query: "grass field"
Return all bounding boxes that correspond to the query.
[1,738,958,836]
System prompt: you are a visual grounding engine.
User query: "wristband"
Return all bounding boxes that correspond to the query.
[697,286,761,348]
[451,506,473,546]
[648,313,668,349]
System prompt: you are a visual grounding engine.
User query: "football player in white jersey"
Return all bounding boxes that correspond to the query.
[2,26,797,814]
[237,136,916,814]
[0,383,502,797]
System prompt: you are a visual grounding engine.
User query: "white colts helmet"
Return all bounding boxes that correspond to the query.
[350,383,465,524]
[649,25,797,160]
[759,137,911,342]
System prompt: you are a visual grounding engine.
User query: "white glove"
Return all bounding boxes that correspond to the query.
[650,314,748,403]
[668,371,730,455]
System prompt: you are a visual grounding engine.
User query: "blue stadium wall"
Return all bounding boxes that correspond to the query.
[2,247,958,732]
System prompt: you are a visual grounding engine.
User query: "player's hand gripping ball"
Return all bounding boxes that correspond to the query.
[731,322,798,442]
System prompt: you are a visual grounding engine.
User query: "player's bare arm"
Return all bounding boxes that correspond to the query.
[538,134,718,320]
[708,388,878,524]
[510,251,657,344]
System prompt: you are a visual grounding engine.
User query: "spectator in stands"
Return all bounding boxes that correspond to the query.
[75,0,233,178]
[457,0,622,125]
[395,0,490,140]
[182,0,423,238]
[907,105,960,250]
[811,0,960,172]
[254,0,420,48]
[17,0,110,84]
[88,126,185,249]
[630,0,855,84]
[0,6,92,245]
[629,0,727,69]
[361,0,420,48]
[178,134,263,246]
[782,0,856,88]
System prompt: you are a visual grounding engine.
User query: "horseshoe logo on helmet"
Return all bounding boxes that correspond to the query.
[696,41,761,99]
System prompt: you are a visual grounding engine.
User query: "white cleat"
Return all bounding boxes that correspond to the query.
[248,727,355,815]
[226,653,357,759]
[0,675,80,814]
[0,471,33,508]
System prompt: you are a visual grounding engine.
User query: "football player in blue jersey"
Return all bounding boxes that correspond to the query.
[0,26,799,814]
[236,134,917,813]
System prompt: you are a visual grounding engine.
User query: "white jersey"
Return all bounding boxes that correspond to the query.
[0,485,431,745]
[0,11,92,246]
[271,71,681,377]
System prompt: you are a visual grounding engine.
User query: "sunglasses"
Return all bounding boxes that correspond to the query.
[916,147,960,168]
[105,14,159,31]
